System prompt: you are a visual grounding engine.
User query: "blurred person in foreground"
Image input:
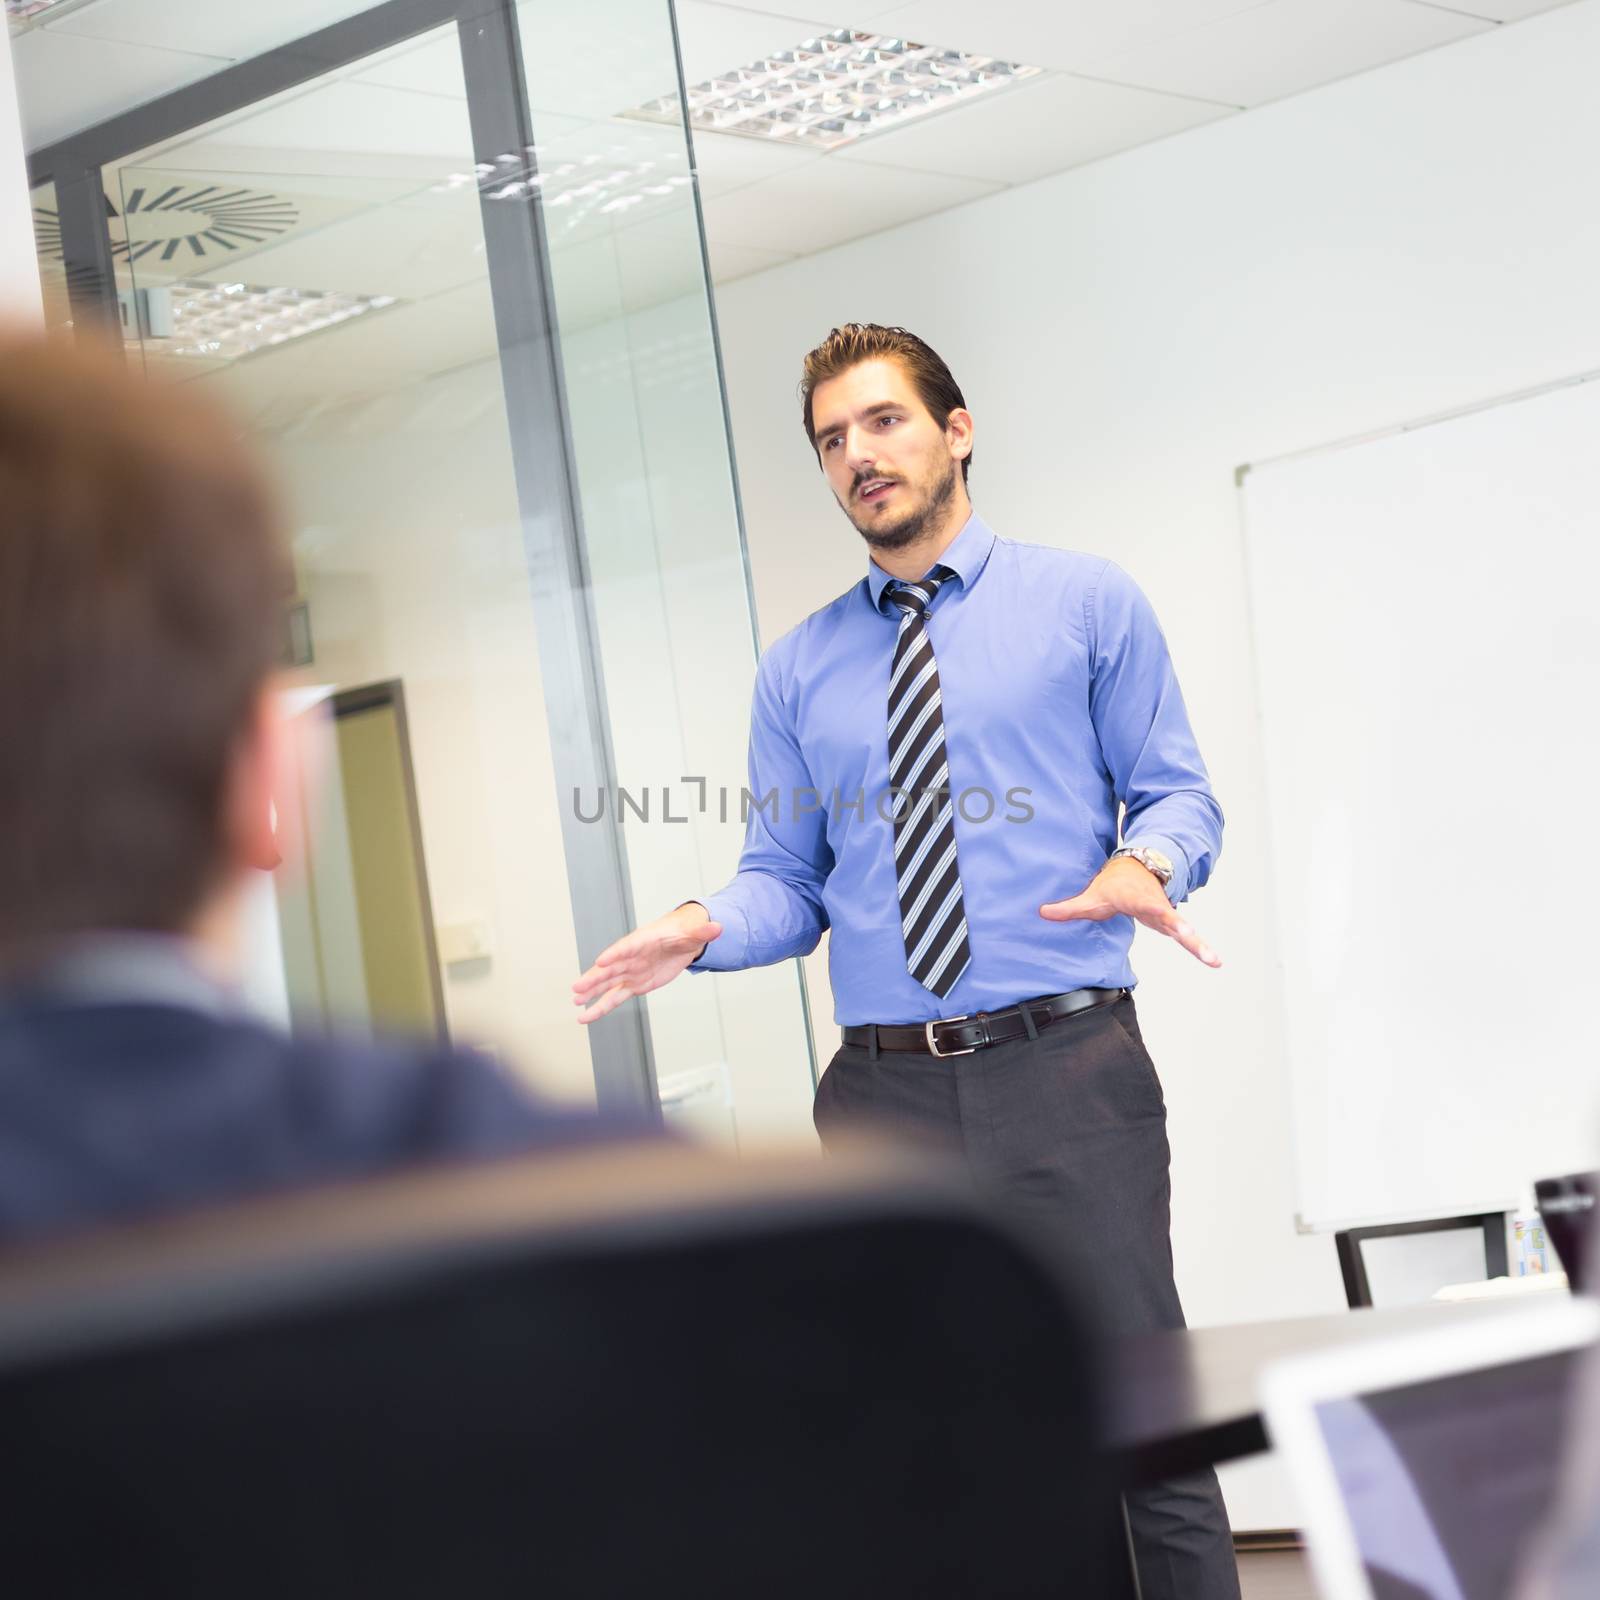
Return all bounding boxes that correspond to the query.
[0,331,627,1244]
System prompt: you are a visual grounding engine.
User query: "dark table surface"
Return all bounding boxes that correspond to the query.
[1109,1292,1563,1484]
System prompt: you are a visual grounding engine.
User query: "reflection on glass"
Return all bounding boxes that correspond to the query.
[27,180,71,332]
[115,24,595,1103]
[517,0,818,1142]
[7,2,412,152]
[30,0,818,1139]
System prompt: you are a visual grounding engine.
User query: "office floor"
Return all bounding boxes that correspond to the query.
[1237,1548,1315,1599]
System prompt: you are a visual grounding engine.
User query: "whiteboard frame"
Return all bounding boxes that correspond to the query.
[1237,366,1600,486]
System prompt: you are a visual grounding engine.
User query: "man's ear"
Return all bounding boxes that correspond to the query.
[946,407,974,464]
[226,681,297,874]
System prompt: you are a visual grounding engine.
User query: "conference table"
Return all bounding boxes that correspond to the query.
[1109,1293,1564,1486]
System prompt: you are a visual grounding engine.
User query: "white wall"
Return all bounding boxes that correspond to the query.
[0,25,42,323]
[713,0,1600,1524]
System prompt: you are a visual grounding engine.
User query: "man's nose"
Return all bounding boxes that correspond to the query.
[845,428,876,472]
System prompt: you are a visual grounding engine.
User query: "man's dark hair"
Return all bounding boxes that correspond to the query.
[800,324,971,485]
[0,331,290,966]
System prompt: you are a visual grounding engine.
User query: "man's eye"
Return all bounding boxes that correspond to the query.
[824,436,841,450]
[878,415,900,427]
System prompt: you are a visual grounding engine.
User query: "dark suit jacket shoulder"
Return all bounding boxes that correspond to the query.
[0,999,623,1244]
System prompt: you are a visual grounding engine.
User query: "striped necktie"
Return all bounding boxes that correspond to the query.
[885,568,970,999]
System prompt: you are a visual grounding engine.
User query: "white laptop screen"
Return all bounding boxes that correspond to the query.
[1312,1349,1576,1600]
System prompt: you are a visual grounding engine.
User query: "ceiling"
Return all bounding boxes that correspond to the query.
[10,0,1579,291]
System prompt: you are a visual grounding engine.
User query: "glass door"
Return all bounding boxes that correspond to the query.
[513,0,820,1142]
[113,19,600,1102]
[96,0,816,1139]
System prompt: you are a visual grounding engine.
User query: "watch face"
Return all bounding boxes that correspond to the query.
[1119,847,1172,883]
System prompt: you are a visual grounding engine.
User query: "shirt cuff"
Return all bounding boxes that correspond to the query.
[685,894,750,972]
[1123,836,1192,905]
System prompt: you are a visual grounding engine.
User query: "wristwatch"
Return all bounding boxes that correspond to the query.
[1110,845,1174,888]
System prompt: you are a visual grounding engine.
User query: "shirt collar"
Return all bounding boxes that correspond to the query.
[9,933,242,1019]
[867,512,996,612]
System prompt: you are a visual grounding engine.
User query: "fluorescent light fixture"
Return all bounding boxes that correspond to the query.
[147,281,399,361]
[626,28,1043,151]
[6,0,98,30]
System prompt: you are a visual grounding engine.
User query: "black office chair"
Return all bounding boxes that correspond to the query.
[0,1142,1129,1599]
[1335,1212,1509,1309]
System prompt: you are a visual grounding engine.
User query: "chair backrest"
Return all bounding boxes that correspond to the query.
[1334,1212,1508,1309]
[0,1142,1127,1600]
[1536,1171,1599,1291]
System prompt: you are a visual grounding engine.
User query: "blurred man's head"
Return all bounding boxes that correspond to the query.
[0,331,291,973]
[800,324,974,554]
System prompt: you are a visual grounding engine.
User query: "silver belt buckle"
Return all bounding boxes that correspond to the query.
[926,1014,975,1058]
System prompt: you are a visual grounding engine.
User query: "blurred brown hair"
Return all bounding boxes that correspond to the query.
[799,324,971,484]
[0,330,290,965]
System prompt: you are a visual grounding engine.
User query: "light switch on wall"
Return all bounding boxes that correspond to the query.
[436,919,493,968]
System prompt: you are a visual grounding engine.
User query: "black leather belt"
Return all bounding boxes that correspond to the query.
[842,987,1127,1058]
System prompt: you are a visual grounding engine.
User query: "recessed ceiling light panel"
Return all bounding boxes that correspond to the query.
[6,0,97,32]
[141,281,399,361]
[626,29,1043,151]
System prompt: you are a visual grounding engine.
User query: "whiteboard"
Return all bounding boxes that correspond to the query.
[1241,374,1600,1231]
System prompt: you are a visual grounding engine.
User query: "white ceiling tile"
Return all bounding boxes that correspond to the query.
[162,80,477,166]
[832,0,1284,73]
[349,32,468,98]
[705,236,795,282]
[104,142,477,189]
[174,187,486,302]
[609,206,712,313]
[41,0,384,60]
[831,70,1232,184]
[11,30,230,150]
[701,157,997,254]
[1087,0,1491,108]
[544,230,627,333]
[280,280,499,388]
[515,0,705,121]
[689,130,824,197]
[1401,0,1573,17]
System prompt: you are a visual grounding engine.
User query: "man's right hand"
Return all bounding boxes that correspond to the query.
[571,903,722,1025]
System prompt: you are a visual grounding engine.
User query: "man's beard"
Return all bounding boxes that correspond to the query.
[847,456,958,551]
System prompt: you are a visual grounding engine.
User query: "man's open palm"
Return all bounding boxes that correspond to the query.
[571,906,722,1024]
[1040,858,1221,968]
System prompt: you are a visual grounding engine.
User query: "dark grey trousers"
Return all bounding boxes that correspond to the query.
[813,993,1241,1600]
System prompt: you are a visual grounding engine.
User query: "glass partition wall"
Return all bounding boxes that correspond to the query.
[18,0,817,1140]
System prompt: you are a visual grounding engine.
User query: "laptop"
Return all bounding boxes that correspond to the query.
[1262,1298,1600,1600]
[1535,1174,1597,1291]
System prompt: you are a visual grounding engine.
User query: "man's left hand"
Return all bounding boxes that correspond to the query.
[1040,857,1222,968]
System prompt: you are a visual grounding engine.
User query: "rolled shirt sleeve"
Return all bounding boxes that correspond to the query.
[1088,561,1224,904]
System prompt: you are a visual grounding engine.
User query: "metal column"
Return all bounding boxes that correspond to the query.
[457,1,660,1118]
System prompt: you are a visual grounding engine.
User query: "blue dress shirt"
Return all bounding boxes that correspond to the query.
[693,515,1223,1025]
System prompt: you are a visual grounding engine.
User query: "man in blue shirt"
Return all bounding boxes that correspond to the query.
[574,324,1235,1596]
